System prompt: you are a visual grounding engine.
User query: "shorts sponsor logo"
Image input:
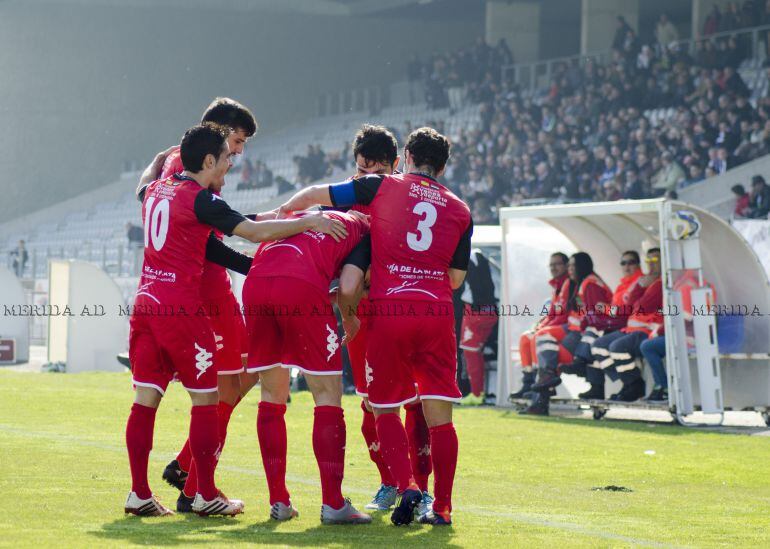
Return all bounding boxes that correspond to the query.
[325,324,339,361]
[214,333,224,351]
[365,360,373,385]
[462,327,474,343]
[194,343,214,379]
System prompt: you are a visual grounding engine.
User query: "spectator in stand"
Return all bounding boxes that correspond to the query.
[612,16,633,52]
[703,5,721,37]
[237,157,254,190]
[732,184,751,217]
[126,223,143,248]
[748,174,770,218]
[655,14,679,51]
[652,152,685,195]
[10,240,28,278]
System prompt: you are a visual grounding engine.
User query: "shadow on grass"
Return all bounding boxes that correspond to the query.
[93,512,460,547]
[494,407,700,437]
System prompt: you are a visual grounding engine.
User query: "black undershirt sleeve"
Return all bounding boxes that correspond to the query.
[450,219,474,270]
[205,233,253,275]
[193,189,247,236]
[137,185,148,203]
[342,234,371,272]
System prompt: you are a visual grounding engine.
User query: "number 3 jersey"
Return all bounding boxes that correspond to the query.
[136,174,247,305]
[329,173,472,304]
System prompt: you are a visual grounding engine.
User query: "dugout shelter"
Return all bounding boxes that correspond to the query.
[497,199,770,425]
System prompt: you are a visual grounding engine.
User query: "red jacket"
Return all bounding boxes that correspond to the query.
[569,274,612,331]
[622,277,664,336]
[539,273,569,328]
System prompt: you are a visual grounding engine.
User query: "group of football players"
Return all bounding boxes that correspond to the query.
[123,97,472,527]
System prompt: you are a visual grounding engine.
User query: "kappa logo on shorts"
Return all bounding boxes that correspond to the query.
[418,444,431,457]
[325,324,339,361]
[364,360,373,385]
[194,343,214,379]
[368,441,380,452]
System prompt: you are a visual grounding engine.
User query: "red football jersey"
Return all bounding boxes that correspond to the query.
[247,211,370,295]
[136,174,246,305]
[331,173,472,303]
[160,149,232,299]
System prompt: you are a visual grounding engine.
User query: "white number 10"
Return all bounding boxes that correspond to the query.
[406,201,437,251]
[143,196,170,252]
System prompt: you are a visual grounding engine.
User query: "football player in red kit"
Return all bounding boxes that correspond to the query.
[279,127,472,526]
[336,125,434,518]
[241,210,372,524]
[149,98,268,512]
[124,124,347,517]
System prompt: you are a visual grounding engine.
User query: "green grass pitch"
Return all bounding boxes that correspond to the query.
[1,370,769,548]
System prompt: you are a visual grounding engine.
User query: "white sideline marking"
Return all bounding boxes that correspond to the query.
[0,424,681,547]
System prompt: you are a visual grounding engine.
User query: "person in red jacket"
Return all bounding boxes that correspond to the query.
[509,252,569,399]
[524,252,612,415]
[560,250,643,379]
[587,248,663,401]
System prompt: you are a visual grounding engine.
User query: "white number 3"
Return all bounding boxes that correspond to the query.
[143,196,170,252]
[406,201,437,251]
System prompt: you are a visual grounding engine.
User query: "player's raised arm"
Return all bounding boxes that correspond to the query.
[279,175,384,216]
[231,213,348,243]
[136,146,179,197]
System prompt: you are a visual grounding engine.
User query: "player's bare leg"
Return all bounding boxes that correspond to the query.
[125,387,174,516]
[257,367,297,520]
[305,374,371,525]
[418,400,456,526]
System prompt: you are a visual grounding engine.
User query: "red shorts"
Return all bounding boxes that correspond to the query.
[129,297,218,395]
[242,276,342,376]
[347,305,370,397]
[459,304,498,352]
[366,299,461,408]
[206,291,247,375]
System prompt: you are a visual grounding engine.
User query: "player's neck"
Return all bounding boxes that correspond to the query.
[408,166,438,180]
[181,170,213,189]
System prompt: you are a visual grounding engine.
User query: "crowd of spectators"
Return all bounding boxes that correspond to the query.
[236,158,275,190]
[434,15,770,220]
[293,144,349,185]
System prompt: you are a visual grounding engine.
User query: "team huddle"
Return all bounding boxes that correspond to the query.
[123,98,471,527]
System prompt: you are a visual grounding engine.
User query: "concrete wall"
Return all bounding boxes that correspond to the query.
[0,2,483,224]
[580,0,639,54]
[486,1,540,63]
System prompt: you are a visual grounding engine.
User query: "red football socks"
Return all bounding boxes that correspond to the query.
[188,405,220,501]
[375,412,416,493]
[182,399,239,498]
[404,402,432,492]
[257,401,290,505]
[312,406,346,509]
[177,396,240,474]
[429,422,458,514]
[126,403,157,500]
[360,400,394,486]
[464,349,486,397]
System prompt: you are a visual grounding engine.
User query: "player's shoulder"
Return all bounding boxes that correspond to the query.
[160,149,184,179]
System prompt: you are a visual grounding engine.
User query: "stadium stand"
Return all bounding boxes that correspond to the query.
[4,18,770,284]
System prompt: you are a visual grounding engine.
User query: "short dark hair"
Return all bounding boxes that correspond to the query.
[622,250,640,264]
[551,252,568,265]
[180,123,230,173]
[352,124,398,166]
[405,127,450,174]
[732,184,746,195]
[647,247,661,255]
[752,174,766,186]
[201,97,257,137]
